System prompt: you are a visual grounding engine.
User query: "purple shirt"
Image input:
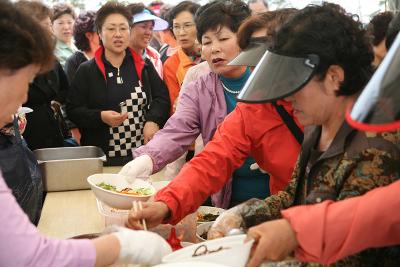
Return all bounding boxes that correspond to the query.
[0,172,96,267]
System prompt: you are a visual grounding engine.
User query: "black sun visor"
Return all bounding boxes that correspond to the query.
[347,33,400,133]
[237,50,319,103]
[228,37,269,67]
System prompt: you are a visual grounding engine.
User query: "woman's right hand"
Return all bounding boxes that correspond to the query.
[126,201,170,230]
[101,110,128,127]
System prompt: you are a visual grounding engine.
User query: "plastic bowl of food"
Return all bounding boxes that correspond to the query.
[162,234,253,267]
[197,206,225,224]
[87,173,155,210]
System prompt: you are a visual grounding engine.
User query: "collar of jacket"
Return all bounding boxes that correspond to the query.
[145,46,158,61]
[177,47,197,68]
[302,120,356,162]
[94,46,145,82]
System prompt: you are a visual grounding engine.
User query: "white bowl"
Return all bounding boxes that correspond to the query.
[197,206,225,224]
[196,221,214,242]
[87,173,155,210]
[162,235,254,267]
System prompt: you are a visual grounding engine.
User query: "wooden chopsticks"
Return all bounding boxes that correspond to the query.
[132,201,147,231]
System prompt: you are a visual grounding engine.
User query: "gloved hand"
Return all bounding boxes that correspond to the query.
[113,227,172,266]
[118,155,153,183]
[208,198,271,239]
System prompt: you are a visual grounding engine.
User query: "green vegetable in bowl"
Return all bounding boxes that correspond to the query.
[96,182,153,196]
[97,182,117,191]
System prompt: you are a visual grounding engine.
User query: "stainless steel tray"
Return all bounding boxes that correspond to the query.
[34,146,106,192]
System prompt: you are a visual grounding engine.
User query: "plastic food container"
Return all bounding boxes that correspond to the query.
[96,199,198,243]
[34,146,106,192]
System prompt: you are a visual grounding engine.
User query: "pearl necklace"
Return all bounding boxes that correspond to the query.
[221,82,241,94]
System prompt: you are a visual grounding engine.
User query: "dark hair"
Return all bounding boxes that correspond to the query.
[15,0,52,22]
[367,11,393,46]
[73,11,96,52]
[127,3,146,17]
[195,0,251,43]
[273,3,374,96]
[95,2,132,32]
[0,0,54,73]
[237,8,297,50]
[51,3,76,22]
[386,12,400,49]
[169,1,200,25]
[159,4,173,33]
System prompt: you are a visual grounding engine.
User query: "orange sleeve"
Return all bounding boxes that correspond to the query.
[282,180,400,264]
[163,57,180,115]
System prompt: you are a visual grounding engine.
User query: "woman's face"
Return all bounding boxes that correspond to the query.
[52,13,74,44]
[130,21,154,51]
[201,26,245,78]
[172,11,197,52]
[99,13,130,55]
[0,65,39,128]
[284,76,336,126]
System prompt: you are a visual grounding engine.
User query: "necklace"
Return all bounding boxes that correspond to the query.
[221,82,241,94]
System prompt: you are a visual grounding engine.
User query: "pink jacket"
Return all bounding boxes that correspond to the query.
[0,173,96,267]
[282,180,400,264]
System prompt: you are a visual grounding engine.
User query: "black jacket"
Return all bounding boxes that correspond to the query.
[22,61,68,150]
[66,47,170,155]
[65,51,87,82]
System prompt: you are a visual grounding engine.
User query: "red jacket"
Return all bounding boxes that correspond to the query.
[282,180,400,264]
[155,101,302,224]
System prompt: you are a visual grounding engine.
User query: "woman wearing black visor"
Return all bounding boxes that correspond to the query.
[245,28,400,267]
[208,3,400,266]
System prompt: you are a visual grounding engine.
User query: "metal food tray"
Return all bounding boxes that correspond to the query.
[34,146,106,192]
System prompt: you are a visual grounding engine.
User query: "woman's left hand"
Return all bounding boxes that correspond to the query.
[246,219,298,267]
[143,121,159,144]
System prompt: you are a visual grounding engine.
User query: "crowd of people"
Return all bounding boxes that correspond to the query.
[0,0,399,266]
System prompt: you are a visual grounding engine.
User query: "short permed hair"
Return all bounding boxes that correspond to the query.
[73,11,96,52]
[237,8,297,50]
[95,2,132,33]
[15,0,52,22]
[273,3,374,96]
[169,1,200,23]
[195,0,251,43]
[367,11,394,46]
[0,0,55,73]
[51,3,76,22]
[127,3,146,17]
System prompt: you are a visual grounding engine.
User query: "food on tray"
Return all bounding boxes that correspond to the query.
[192,244,230,257]
[96,182,153,196]
[197,213,220,222]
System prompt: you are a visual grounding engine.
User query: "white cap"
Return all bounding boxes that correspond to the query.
[132,9,169,31]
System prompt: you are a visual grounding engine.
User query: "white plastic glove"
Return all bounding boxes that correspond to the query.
[118,155,153,183]
[114,228,172,266]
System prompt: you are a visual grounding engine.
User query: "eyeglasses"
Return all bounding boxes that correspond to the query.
[172,23,195,33]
